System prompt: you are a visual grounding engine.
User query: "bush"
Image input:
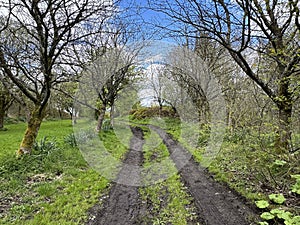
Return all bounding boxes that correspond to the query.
[130,106,178,120]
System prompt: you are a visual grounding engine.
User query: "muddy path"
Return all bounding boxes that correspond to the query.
[87,125,259,225]
[150,125,259,225]
[87,126,146,225]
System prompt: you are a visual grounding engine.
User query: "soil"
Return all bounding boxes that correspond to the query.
[86,125,259,225]
[87,126,146,225]
[150,125,259,225]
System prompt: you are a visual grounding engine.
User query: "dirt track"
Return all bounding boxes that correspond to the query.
[86,125,259,225]
[150,125,259,225]
[87,126,145,225]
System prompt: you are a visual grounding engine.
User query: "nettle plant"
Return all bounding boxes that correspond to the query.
[255,176,300,225]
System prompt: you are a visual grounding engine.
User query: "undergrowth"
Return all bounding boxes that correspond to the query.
[164,118,300,223]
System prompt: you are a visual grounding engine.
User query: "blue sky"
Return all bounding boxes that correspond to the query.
[119,0,173,40]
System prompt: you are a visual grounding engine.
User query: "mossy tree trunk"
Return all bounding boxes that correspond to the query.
[96,104,106,132]
[17,105,46,155]
[0,87,14,130]
[275,100,293,154]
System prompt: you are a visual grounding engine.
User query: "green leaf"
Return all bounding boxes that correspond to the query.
[290,175,300,195]
[285,216,300,225]
[291,182,300,195]
[261,212,275,220]
[291,174,300,180]
[255,200,270,209]
[268,193,286,204]
[270,209,292,220]
[273,159,287,166]
[258,222,269,225]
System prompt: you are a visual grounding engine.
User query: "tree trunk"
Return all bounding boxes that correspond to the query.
[158,97,163,117]
[110,105,114,127]
[72,108,77,125]
[96,104,106,132]
[0,95,5,129]
[198,97,210,128]
[17,105,46,155]
[0,106,4,130]
[274,74,293,154]
[275,104,292,154]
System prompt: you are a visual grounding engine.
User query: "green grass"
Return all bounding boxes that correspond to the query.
[0,120,130,224]
[163,119,300,218]
[139,127,198,225]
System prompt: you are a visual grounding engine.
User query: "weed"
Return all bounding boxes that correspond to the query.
[64,133,77,147]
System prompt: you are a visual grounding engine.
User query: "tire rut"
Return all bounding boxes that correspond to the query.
[150,125,259,225]
[87,126,145,225]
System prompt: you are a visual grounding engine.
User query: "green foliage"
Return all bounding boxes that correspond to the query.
[270,209,293,220]
[255,200,270,209]
[33,137,58,156]
[258,222,269,225]
[268,193,286,204]
[260,212,275,220]
[255,192,298,225]
[286,216,300,225]
[259,208,299,225]
[130,106,177,120]
[74,129,97,144]
[164,118,299,224]
[291,174,300,195]
[273,159,287,166]
[64,133,77,147]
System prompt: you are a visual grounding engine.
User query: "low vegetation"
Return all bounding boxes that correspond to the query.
[0,120,129,224]
[163,118,300,224]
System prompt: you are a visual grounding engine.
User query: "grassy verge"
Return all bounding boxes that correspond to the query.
[139,127,199,225]
[0,120,130,224]
[164,118,300,223]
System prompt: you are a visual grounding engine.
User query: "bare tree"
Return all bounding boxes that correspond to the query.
[0,0,118,154]
[166,46,214,126]
[142,63,167,113]
[78,35,142,132]
[151,0,300,153]
[0,80,14,130]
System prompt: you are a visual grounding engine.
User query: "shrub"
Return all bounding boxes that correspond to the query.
[130,106,178,120]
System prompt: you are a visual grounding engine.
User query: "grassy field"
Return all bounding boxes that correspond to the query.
[0,120,126,224]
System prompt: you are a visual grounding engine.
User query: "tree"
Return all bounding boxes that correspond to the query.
[80,45,140,132]
[51,82,78,121]
[166,46,214,126]
[0,81,14,130]
[151,0,300,153]
[0,0,118,154]
[143,63,166,113]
